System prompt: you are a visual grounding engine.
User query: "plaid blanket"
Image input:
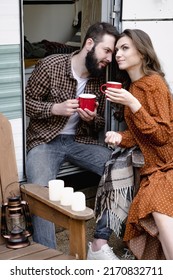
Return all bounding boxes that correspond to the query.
[94,147,136,238]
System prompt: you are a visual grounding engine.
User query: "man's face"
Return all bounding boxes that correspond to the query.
[85,34,115,77]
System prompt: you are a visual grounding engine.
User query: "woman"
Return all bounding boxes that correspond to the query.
[88,29,173,260]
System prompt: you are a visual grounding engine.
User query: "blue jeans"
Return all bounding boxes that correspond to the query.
[94,210,113,241]
[26,135,111,249]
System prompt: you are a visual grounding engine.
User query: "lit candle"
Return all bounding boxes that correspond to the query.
[48,179,64,201]
[60,187,74,206]
[71,192,86,211]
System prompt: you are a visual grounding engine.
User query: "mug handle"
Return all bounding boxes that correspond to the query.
[100,84,107,94]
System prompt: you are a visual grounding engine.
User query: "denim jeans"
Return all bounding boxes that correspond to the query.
[26,134,112,249]
[94,210,113,241]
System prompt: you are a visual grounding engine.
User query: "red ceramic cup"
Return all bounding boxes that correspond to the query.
[100,81,122,94]
[78,93,96,111]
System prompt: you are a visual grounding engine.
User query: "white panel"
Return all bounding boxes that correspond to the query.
[10,118,24,181]
[122,0,173,20]
[122,21,173,91]
[0,0,20,45]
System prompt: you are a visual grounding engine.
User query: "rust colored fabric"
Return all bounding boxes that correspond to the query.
[120,74,173,259]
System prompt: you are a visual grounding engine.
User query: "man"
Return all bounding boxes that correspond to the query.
[25,22,118,249]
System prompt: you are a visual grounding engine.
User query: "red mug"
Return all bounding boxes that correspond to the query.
[100,81,122,94]
[78,93,96,111]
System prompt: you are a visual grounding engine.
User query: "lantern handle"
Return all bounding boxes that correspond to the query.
[21,201,34,236]
[1,181,20,204]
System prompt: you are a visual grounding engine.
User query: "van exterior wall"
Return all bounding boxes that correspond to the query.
[121,0,173,91]
[122,21,173,91]
[0,0,20,45]
[122,0,173,20]
[0,0,24,181]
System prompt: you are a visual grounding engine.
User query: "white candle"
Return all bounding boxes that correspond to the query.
[60,187,74,206]
[71,192,86,211]
[48,179,64,201]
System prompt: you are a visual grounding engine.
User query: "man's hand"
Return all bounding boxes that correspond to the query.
[77,102,99,122]
[51,99,79,116]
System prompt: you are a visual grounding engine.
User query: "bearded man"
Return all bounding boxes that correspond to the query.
[25,22,118,249]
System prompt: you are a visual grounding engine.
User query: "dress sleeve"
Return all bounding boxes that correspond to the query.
[119,129,137,147]
[130,75,173,146]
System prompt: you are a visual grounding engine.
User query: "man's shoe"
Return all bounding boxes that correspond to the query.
[87,242,119,260]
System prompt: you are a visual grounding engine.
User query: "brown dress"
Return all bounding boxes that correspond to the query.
[119,74,173,259]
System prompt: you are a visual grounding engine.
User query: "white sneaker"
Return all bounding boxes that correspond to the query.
[87,242,119,260]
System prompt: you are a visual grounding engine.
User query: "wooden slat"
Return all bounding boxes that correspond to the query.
[21,184,94,220]
[0,113,20,202]
[15,249,65,260]
[69,219,86,259]
[0,243,47,260]
[0,243,75,260]
[16,251,75,260]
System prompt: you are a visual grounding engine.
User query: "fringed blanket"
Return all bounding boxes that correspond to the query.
[94,147,136,238]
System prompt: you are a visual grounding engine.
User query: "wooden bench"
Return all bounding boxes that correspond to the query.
[0,113,94,260]
[21,184,94,259]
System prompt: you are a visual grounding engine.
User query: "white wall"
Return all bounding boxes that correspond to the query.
[23,4,77,43]
[122,0,173,20]
[122,0,173,91]
[0,0,24,180]
[0,0,20,45]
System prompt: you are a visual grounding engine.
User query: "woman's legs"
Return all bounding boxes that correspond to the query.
[152,212,173,259]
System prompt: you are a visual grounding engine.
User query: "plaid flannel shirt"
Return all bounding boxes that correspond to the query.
[26,52,107,152]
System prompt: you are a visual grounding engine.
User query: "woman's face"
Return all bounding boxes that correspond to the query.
[115,35,143,73]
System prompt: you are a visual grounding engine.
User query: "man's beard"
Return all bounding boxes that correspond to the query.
[85,47,106,77]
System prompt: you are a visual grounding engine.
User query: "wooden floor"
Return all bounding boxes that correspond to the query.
[0,242,75,260]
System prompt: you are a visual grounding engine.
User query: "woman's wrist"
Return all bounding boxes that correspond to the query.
[129,98,141,113]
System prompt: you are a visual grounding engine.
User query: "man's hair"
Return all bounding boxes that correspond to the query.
[82,22,119,48]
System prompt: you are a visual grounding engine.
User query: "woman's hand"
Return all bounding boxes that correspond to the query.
[105,131,122,147]
[105,87,141,113]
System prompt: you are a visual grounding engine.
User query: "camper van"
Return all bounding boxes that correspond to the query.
[0,0,173,182]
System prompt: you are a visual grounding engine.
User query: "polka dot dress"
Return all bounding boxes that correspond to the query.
[120,74,173,259]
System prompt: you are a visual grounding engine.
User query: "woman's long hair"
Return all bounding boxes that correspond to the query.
[117,29,165,78]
